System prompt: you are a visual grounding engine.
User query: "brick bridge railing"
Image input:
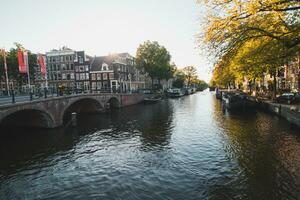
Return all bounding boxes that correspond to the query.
[0,93,144,128]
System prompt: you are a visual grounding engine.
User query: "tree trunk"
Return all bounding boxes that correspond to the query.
[253,77,256,96]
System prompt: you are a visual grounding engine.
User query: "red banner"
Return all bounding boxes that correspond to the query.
[17,50,27,73]
[38,55,46,76]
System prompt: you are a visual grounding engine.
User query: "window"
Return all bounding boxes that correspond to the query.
[85,65,89,71]
[76,73,80,80]
[71,64,74,70]
[79,66,84,72]
[79,57,83,64]
[109,73,114,79]
[70,73,74,80]
[91,74,96,80]
[77,82,82,89]
[62,64,66,70]
[103,73,107,80]
[84,82,89,90]
[80,73,86,80]
[92,82,96,90]
[62,73,66,80]
[67,74,71,80]
[97,82,102,90]
[86,73,89,80]
[97,74,101,80]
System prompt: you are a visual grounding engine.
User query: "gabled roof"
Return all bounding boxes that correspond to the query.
[90,56,114,71]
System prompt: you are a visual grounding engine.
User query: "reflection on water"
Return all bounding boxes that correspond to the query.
[0,91,299,200]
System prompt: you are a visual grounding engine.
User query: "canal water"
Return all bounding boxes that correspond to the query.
[0,91,299,200]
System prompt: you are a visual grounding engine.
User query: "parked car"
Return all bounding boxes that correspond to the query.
[275,93,295,104]
[294,92,300,103]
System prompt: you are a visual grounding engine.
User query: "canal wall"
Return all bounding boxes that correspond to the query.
[257,100,300,127]
[216,91,300,128]
[121,94,144,107]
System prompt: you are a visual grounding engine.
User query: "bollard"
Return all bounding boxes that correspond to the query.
[71,112,77,126]
[11,90,15,104]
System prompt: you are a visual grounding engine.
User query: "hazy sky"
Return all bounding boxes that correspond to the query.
[0,0,211,81]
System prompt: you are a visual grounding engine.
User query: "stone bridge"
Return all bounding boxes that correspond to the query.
[0,93,144,128]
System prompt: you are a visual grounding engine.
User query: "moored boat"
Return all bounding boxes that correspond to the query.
[140,88,163,103]
[143,96,162,103]
[167,88,185,98]
[222,91,255,111]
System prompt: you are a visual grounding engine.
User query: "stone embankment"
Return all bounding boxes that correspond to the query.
[216,90,300,127]
[256,99,300,127]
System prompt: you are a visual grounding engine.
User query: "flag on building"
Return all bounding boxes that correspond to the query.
[17,50,28,73]
[37,54,47,76]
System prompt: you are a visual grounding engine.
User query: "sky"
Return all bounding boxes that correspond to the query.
[0,0,212,82]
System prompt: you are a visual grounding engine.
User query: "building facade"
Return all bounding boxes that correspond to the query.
[90,53,145,93]
[283,58,300,91]
[74,51,90,92]
[46,47,75,90]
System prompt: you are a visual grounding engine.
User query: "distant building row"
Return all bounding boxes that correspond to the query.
[239,57,300,94]
[35,47,146,93]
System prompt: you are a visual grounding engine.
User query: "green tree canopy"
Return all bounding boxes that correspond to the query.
[136,41,173,87]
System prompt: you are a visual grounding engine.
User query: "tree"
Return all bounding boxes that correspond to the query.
[172,68,186,88]
[182,66,197,86]
[198,0,300,59]
[136,41,172,88]
[194,79,208,91]
[198,0,300,96]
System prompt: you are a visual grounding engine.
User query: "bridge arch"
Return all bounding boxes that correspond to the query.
[0,108,55,128]
[106,97,120,109]
[62,97,104,125]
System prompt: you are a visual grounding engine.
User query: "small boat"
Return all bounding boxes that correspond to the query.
[140,89,162,103]
[222,92,255,111]
[183,87,193,95]
[143,95,162,103]
[167,88,185,98]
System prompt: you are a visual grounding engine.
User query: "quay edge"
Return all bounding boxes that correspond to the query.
[215,90,300,128]
[256,99,300,128]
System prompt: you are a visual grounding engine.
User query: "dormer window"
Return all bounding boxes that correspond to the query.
[102,63,109,71]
